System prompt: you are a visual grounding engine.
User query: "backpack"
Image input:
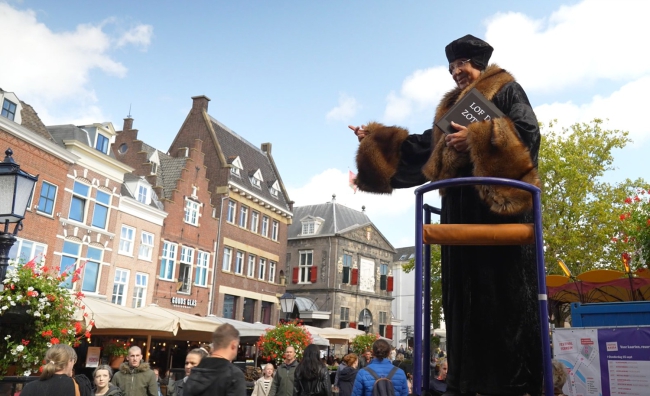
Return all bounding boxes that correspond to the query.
[364,367,399,396]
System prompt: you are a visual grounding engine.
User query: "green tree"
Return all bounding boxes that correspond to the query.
[539,119,650,276]
[403,244,442,329]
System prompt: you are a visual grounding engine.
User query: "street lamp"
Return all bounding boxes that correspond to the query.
[362,310,371,333]
[0,148,38,290]
[279,292,296,322]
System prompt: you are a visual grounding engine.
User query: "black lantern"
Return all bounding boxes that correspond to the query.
[0,148,38,289]
[279,292,296,322]
[362,310,371,333]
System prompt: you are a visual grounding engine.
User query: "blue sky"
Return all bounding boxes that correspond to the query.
[1,0,648,248]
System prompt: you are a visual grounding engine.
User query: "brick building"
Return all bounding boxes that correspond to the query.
[286,197,395,337]
[166,96,293,324]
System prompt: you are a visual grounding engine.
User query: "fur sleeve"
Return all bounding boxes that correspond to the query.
[467,118,541,215]
[354,122,409,193]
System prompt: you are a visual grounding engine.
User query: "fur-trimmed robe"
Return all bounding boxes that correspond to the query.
[355,65,543,396]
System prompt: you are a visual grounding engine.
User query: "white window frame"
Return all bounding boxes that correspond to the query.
[222,247,233,272]
[250,211,259,233]
[119,225,136,255]
[160,241,177,280]
[299,250,313,284]
[258,258,266,280]
[268,261,276,283]
[36,181,57,216]
[302,222,315,235]
[271,220,279,241]
[185,199,200,226]
[81,246,103,293]
[247,255,256,278]
[91,190,111,229]
[7,237,47,267]
[138,231,154,261]
[178,246,194,294]
[137,184,149,204]
[261,216,269,237]
[227,200,236,223]
[195,251,209,286]
[95,133,110,154]
[60,240,81,289]
[239,205,248,228]
[234,251,244,275]
[112,268,130,306]
[69,181,90,223]
[132,273,148,308]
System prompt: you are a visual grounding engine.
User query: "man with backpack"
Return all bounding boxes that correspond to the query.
[351,339,409,396]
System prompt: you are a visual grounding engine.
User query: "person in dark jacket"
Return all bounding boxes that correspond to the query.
[337,354,358,396]
[269,346,298,396]
[428,358,447,396]
[93,365,124,396]
[20,344,79,396]
[293,344,332,396]
[350,34,542,396]
[351,340,408,396]
[183,323,246,396]
[112,346,158,396]
[168,348,208,396]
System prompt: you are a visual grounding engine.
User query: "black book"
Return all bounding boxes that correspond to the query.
[435,88,505,134]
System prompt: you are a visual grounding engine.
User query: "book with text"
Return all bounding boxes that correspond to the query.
[435,88,505,134]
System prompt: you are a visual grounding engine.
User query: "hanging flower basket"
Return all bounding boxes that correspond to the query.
[0,258,90,377]
[256,320,312,365]
[350,333,379,355]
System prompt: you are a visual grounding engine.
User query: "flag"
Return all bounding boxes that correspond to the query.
[348,170,357,194]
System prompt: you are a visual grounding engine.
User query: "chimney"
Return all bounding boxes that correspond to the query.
[261,143,272,154]
[123,117,134,131]
[191,95,211,112]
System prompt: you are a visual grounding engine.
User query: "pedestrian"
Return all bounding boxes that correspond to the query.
[152,368,164,396]
[251,363,274,396]
[168,348,209,396]
[93,365,124,396]
[293,344,332,396]
[183,323,246,396]
[111,346,158,396]
[351,339,409,396]
[389,347,396,362]
[428,358,447,396]
[20,344,85,396]
[349,33,542,396]
[357,351,371,369]
[268,346,298,396]
[336,354,359,396]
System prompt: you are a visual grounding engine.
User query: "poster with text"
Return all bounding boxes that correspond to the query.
[554,327,650,396]
[359,257,375,293]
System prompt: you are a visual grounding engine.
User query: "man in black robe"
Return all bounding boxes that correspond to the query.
[350,35,543,396]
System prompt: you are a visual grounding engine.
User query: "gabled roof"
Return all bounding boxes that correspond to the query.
[121,173,165,210]
[47,124,118,159]
[209,116,291,211]
[288,200,388,243]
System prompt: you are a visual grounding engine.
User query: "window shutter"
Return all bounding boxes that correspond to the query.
[351,268,359,285]
[349,322,356,329]
[380,274,387,290]
[342,267,350,284]
[386,325,393,339]
[387,276,394,292]
[310,266,318,283]
[292,267,299,284]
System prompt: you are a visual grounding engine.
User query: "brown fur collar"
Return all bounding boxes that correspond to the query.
[422,64,540,215]
[118,361,151,374]
[354,121,409,193]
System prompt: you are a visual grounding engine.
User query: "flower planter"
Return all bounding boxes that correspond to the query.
[110,356,125,370]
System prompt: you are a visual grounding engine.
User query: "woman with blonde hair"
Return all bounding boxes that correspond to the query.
[337,354,359,396]
[20,344,78,396]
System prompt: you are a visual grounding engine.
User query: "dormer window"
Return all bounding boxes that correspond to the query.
[191,185,198,199]
[136,184,149,204]
[150,162,158,175]
[2,99,17,121]
[95,133,109,154]
[301,216,324,235]
[269,180,280,198]
[250,169,263,189]
[230,156,243,177]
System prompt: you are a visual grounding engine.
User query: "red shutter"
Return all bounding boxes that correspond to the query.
[351,268,359,285]
[292,267,299,284]
[349,322,357,329]
[386,325,393,339]
[387,276,394,292]
[309,266,318,283]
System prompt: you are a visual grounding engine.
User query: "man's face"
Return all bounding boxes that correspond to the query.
[185,353,202,376]
[450,58,481,90]
[364,351,372,361]
[127,348,143,367]
[284,347,296,363]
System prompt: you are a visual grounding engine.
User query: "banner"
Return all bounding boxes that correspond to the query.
[554,327,650,396]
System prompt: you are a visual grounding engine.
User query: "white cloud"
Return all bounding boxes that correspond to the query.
[326,93,361,122]
[116,24,154,49]
[383,66,453,124]
[287,168,441,248]
[485,0,649,93]
[0,3,152,124]
[534,75,650,145]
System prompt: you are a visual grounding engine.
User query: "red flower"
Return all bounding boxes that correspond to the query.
[74,322,83,334]
[620,214,626,221]
[42,330,53,337]
[624,197,633,204]
[21,339,30,346]
[50,337,60,345]
[611,237,618,242]
[634,196,641,202]
[61,328,68,334]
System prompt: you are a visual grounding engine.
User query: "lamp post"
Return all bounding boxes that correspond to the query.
[362,310,371,333]
[279,292,296,322]
[0,148,38,290]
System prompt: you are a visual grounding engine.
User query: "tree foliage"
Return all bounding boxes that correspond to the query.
[539,119,650,276]
[403,244,442,329]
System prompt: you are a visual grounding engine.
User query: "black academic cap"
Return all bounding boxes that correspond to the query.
[445,34,494,71]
